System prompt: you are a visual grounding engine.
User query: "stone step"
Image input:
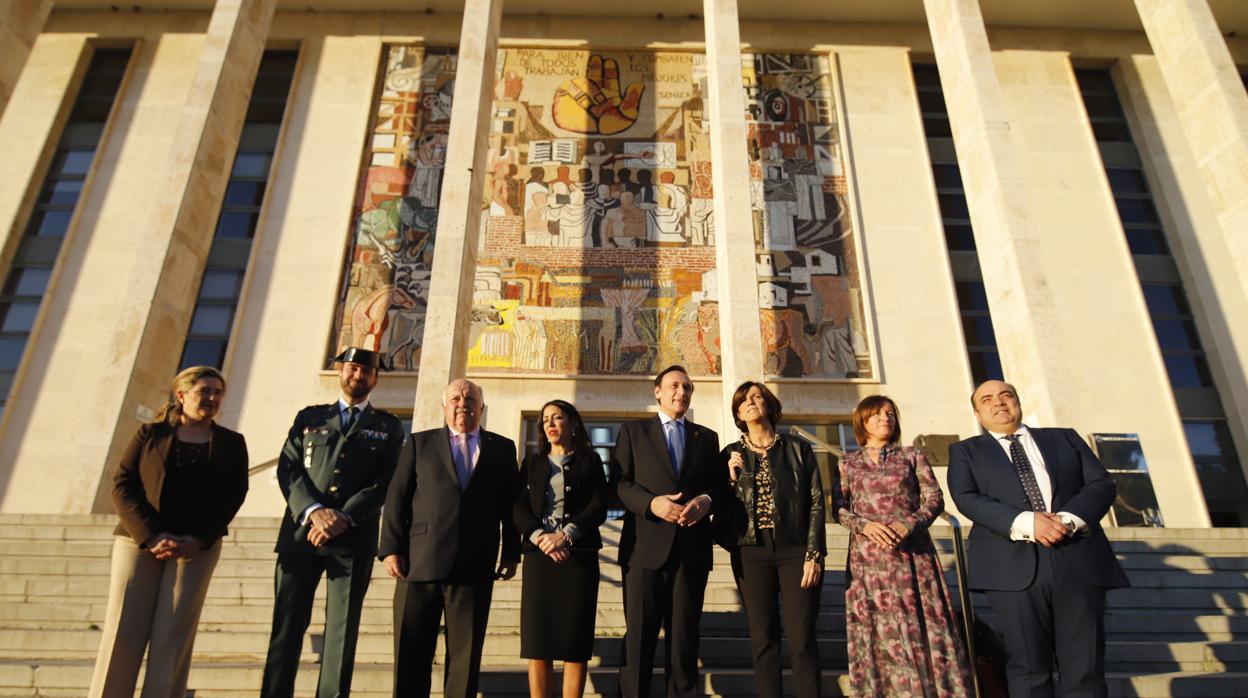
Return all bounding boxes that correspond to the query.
[0,658,1244,698]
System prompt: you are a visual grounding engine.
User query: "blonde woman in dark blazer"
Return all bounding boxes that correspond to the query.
[88,366,249,698]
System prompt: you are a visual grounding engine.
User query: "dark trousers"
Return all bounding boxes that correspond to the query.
[985,546,1109,698]
[619,546,709,698]
[732,531,822,698]
[261,552,373,698]
[392,578,495,698]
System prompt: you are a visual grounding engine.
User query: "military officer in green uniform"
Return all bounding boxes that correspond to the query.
[261,347,406,698]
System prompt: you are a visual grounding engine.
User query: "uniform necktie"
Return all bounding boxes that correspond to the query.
[665,420,684,478]
[455,433,472,490]
[1004,433,1046,512]
[343,406,359,432]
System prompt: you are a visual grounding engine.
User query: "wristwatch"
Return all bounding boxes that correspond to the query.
[1063,518,1077,535]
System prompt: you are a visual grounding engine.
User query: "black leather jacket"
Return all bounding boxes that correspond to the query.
[714,434,826,557]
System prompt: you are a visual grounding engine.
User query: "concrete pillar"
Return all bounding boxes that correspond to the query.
[0,0,277,514]
[1134,0,1248,304]
[411,0,503,431]
[0,0,54,117]
[0,34,91,277]
[920,0,1068,427]
[702,0,764,430]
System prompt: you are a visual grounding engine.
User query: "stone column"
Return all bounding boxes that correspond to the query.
[0,0,277,513]
[1135,0,1248,302]
[703,0,764,430]
[410,0,503,430]
[0,0,54,117]
[921,0,1066,426]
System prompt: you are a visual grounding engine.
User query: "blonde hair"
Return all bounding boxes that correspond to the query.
[154,366,226,426]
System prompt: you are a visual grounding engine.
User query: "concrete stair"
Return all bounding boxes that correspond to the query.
[0,515,1245,696]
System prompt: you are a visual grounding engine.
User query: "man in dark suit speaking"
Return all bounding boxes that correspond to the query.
[379,378,520,698]
[615,365,729,698]
[948,380,1129,697]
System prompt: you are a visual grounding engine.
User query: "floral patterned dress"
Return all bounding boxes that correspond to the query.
[835,445,972,698]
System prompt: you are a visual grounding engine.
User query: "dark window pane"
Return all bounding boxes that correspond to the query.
[198,270,243,300]
[1075,70,1116,94]
[39,179,84,206]
[181,339,226,370]
[50,149,95,177]
[189,305,234,336]
[245,100,289,124]
[0,302,39,333]
[1184,421,1230,459]
[3,268,53,297]
[968,350,1003,385]
[955,282,990,311]
[912,64,942,88]
[1115,197,1160,224]
[1125,229,1169,255]
[1080,93,1125,119]
[1152,318,1203,351]
[944,224,976,251]
[28,209,72,238]
[917,90,948,116]
[1106,168,1148,194]
[0,370,12,395]
[1141,285,1189,316]
[215,211,259,238]
[961,315,997,347]
[69,97,118,122]
[231,152,272,178]
[1163,354,1213,389]
[932,164,963,190]
[923,116,952,138]
[939,193,970,220]
[1091,120,1133,143]
[240,124,281,146]
[224,180,266,207]
[0,337,28,370]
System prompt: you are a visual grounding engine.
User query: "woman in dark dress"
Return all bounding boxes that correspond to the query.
[89,366,249,698]
[716,381,826,698]
[514,399,609,698]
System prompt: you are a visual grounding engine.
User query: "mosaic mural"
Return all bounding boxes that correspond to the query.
[329,46,457,370]
[468,49,720,376]
[745,53,871,379]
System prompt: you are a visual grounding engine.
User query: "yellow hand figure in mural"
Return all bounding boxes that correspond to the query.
[552,54,645,135]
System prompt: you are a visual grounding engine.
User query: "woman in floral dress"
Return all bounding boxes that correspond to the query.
[834,395,972,697]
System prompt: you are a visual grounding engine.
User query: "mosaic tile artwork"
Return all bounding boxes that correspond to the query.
[744,53,872,379]
[328,46,457,371]
[468,49,721,376]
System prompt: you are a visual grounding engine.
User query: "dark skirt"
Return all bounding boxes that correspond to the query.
[520,548,600,661]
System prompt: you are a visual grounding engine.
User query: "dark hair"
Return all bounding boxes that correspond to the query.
[729,381,783,433]
[653,364,689,388]
[851,395,901,447]
[970,379,1019,408]
[536,399,593,456]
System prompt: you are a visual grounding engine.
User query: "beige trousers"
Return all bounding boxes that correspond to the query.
[88,535,222,698]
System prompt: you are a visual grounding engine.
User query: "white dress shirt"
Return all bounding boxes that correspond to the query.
[656,412,712,508]
[987,425,1087,542]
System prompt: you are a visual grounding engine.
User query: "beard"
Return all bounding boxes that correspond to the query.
[341,374,373,401]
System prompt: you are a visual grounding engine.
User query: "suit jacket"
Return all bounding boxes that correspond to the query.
[948,427,1129,591]
[274,403,405,557]
[379,427,522,582]
[614,415,727,571]
[514,449,609,552]
[112,421,249,549]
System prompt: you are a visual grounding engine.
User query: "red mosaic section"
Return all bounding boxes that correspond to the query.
[483,216,717,272]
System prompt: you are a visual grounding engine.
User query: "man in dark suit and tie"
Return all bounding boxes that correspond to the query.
[615,365,728,698]
[261,347,406,698]
[948,379,1129,698]
[379,378,521,698]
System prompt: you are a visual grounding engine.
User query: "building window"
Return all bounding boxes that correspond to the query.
[912,62,1002,386]
[179,51,297,370]
[0,48,132,420]
[1075,68,1248,526]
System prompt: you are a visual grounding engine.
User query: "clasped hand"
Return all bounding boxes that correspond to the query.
[307,507,350,547]
[861,521,910,550]
[1033,512,1072,547]
[535,531,572,564]
[650,492,709,527]
[147,533,203,561]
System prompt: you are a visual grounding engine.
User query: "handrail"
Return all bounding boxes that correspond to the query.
[787,426,981,698]
[249,457,278,476]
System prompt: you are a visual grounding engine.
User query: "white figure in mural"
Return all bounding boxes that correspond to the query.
[818,319,857,377]
[549,182,591,247]
[640,172,688,243]
[406,133,446,209]
[764,198,798,250]
[689,198,714,246]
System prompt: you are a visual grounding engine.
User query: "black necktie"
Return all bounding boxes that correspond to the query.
[1004,434,1046,512]
[343,406,359,432]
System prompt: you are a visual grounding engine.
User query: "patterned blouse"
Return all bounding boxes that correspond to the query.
[741,435,776,530]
